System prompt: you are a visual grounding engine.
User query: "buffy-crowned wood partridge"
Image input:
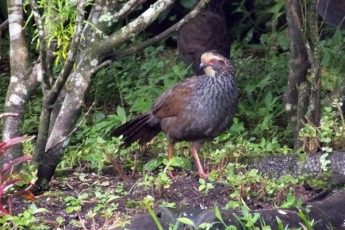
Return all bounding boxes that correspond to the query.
[111,51,238,179]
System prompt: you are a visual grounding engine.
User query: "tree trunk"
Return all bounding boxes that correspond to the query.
[285,0,323,150]
[307,1,321,128]
[1,0,40,166]
[284,0,309,149]
[33,62,92,192]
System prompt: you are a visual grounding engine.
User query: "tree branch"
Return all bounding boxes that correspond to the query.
[81,0,103,45]
[114,0,148,22]
[104,0,211,61]
[30,0,50,89]
[49,0,87,105]
[92,60,111,75]
[0,113,18,119]
[92,0,176,58]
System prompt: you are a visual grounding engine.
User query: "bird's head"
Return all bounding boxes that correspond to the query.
[200,51,234,77]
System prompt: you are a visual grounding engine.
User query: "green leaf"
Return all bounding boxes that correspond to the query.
[93,112,105,122]
[164,157,192,170]
[177,217,195,226]
[276,216,284,230]
[116,106,127,123]
[214,206,224,224]
[198,223,214,229]
[144,158,163,171]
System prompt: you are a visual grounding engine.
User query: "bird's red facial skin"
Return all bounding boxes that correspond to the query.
[209,59,216,65]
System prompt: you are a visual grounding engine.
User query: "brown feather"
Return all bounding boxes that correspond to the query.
[152,77,195,118]
[111,114,160,147]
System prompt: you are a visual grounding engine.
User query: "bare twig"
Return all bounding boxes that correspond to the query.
[65,182,75,191]
[93,60,111,75]
[30,0,50,89]
[104,0,211,61]
[77,213,89,230]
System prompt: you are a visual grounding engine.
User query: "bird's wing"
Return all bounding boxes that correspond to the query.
[152,76,198,119]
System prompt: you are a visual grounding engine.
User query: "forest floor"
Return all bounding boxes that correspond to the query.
[10,168,317,230]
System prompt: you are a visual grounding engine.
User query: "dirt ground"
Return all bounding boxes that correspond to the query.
[10,169,317,230]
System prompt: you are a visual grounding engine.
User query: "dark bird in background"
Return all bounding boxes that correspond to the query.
[317,0,345,29]
[112,51,238,178]
[177,0,230,75]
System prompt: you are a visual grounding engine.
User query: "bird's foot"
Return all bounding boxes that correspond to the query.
[198,171,209,180]
[168,170,177,180]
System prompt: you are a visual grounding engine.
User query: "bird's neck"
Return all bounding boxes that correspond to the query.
[204,66,216,77]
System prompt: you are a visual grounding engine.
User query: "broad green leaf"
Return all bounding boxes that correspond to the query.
[116,106,127,123]
[163,157,192,170]
[144,158,163,171]
[177,217,195,226]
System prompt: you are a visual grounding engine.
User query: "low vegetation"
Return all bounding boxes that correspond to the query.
[1,1,345,229]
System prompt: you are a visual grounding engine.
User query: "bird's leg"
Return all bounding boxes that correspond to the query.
[168,143,173,160]
[190,142,208,179]
[167,143,175,178]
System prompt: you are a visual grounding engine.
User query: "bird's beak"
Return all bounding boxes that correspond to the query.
[200,62,205,69]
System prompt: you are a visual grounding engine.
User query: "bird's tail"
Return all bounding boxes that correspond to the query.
[111,114,161,147]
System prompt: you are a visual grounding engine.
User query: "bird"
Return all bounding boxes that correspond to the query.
[177,1,230,75]
[316,0,345,29]
[111,51,238,179]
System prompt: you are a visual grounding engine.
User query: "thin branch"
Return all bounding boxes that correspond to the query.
[49,0,87,105]
[82,0,147,48]
[0,113,18,119]
[44,4,59,79]
[30,0,50,89]
[0,19,8,37]
[92,60,111,75]
[93,0,176,57]
[114,0,148,22]
[81,0,103,44]
[77,213,88,230]
[103,0,211,61]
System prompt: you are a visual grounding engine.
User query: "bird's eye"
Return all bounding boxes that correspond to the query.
[209,59,216,64]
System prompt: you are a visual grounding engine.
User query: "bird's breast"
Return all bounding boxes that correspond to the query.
[161,75,238,142]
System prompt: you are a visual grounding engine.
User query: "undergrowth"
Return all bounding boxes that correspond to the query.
[60,43,292,174]
[1,8,345,228]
